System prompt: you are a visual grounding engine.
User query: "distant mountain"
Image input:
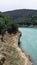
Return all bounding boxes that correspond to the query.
[3,9,37,19]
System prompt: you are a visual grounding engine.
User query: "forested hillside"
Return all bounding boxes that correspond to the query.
[3,9,37,26]
[4,9,37,19]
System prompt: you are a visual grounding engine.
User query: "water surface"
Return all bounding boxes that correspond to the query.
[19,28,37,65]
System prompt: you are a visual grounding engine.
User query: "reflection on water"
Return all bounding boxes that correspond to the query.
[19,28,37,65]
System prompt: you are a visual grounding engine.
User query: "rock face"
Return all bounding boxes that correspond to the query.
[0,31,32,65]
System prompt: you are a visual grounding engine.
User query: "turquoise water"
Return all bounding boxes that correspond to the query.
[19,28,37,65]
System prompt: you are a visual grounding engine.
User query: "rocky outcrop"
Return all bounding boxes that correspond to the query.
[0,31,33,65]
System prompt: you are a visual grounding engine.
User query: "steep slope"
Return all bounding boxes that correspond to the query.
[0,31,32,65]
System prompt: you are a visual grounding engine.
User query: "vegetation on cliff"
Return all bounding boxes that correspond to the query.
[0,12,18,35]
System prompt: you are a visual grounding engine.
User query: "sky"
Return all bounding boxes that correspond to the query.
[0,0,37,12]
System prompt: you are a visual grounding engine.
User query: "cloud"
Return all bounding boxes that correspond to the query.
[0,0,37,12]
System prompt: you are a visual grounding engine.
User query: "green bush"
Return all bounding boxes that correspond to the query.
[7,24,18,34]
[0,12,18,35]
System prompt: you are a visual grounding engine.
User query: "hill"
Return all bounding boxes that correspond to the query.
[3,9,37,26]
[3,9,37,19]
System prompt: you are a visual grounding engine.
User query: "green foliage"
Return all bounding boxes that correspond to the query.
[0,17,6,34]
[7,24,18,34]
[0,12,18,35]
[11,24,18,32]
[14,17,32,25]
[14,15,37,25]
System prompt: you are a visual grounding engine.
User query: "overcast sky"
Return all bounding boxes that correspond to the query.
[0,0,37,12]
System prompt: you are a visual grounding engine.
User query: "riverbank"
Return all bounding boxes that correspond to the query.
[0,31,32,65]
[19,25,37,28]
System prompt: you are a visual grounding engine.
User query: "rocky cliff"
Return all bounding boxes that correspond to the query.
[0,31,32,65]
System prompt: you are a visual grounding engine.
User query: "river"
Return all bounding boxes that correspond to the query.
[19,28,37,65]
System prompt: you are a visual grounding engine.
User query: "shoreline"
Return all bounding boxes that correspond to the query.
[17,31,33,65]
[19,25,37,28]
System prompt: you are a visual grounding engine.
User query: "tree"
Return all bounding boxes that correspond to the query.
[0,12,18,41]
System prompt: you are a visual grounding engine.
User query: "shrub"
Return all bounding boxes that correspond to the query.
[0,12,18,35]
[7,24,18,34]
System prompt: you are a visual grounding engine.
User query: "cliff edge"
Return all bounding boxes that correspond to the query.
[0,31,32,65]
